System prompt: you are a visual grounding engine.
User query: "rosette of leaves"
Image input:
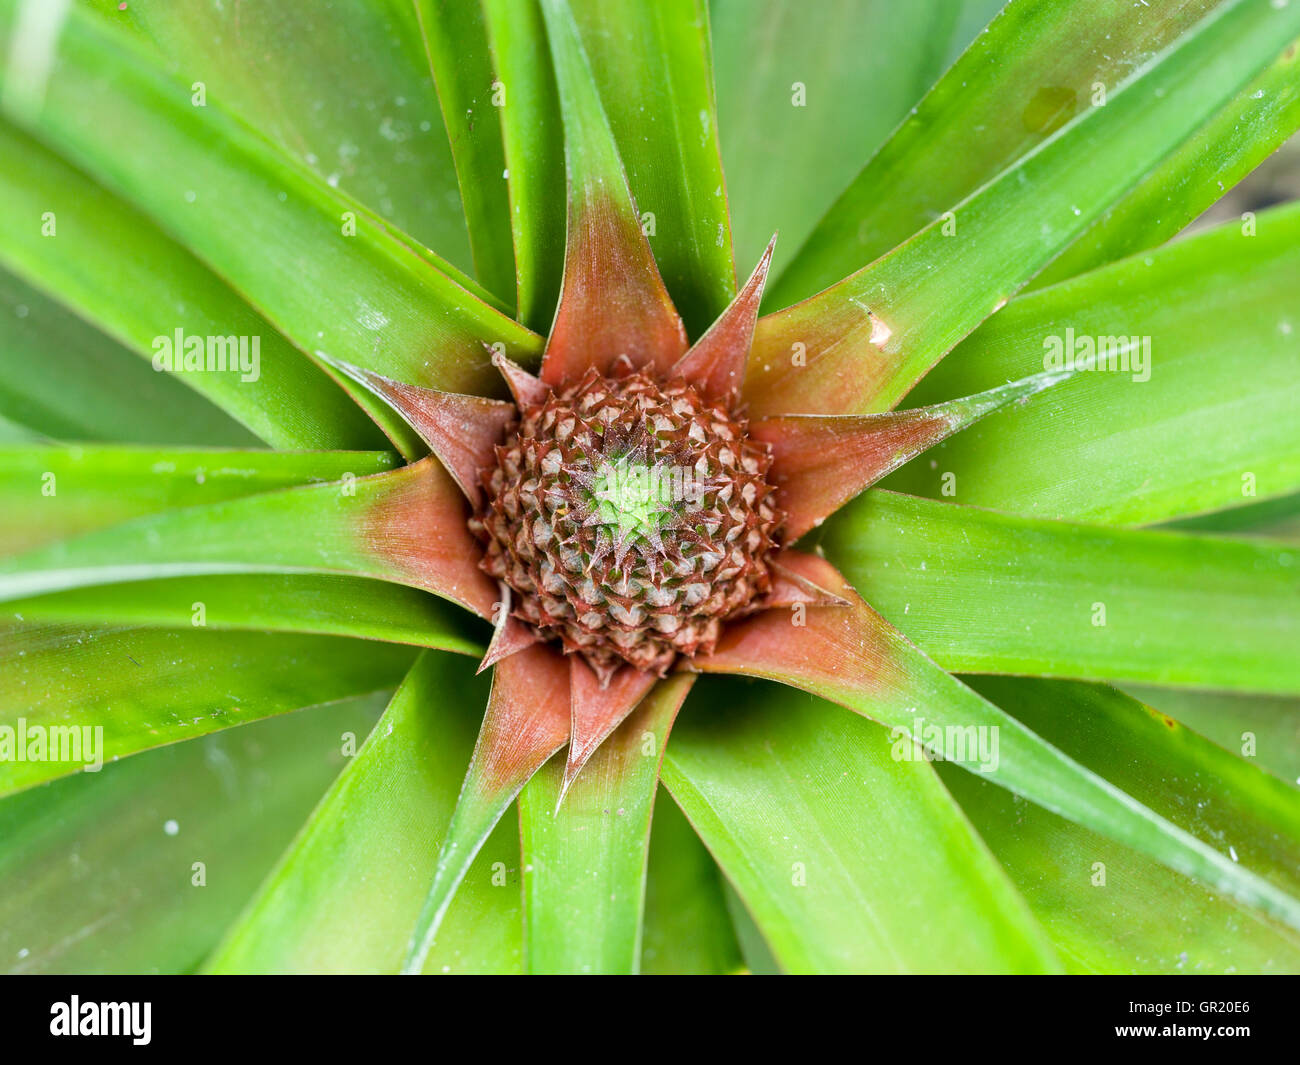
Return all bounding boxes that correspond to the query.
[1,0,1299,976]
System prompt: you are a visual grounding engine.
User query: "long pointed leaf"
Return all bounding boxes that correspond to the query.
[0,693,389,974]
[570,0,735,334]
[824,490,1300,694]
[662,674,1061,973]
[401,644,570,973]
[6,574,482,655]
[0,121,383,450]
[0,622,414,796]
[754,368,1069,540]
[691,553,1300,932]
[537,0,687,384]
[0,458,498,617]
[206,653,524,974]
[883,203,1300,525]
[747,0,1300,417]
[0,2,541,454]
[562,659,659,791]
[518,674,692,974]
[320,358,515,507]
[481,0,565,332]
[673,235,775,403]
[414,0,516,304]
[0,446,396,554]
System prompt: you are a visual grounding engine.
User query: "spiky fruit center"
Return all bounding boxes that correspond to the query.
[591,457,673,542]
[472,368,783,682]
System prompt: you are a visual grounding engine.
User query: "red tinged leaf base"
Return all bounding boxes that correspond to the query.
[563,657,659,799]
[541,190,688,386]
[357,458,500,620]
[689,551,906,703]
[401,644,570,971]
[671,234,777,404]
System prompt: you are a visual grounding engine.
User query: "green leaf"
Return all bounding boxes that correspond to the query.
[1031,43,1300,289]
[824,490,1300,694]
[0,1,541,454]
[770,0,1282,305]
[414,0,516,305]
[571,0,736,333]
[1165,489,1300,541]
[747,0,1300,418]
[8,575,482,656]
[661,675,1060,973]
[401,646,570,973]
[945,674,1300,972]
[721,878,781,975]
[518,674,691,974]
[882,204,1300,524]
[640,787,743,975]
[0,446,396,554]
[941,764,1300,973]
[0,122,382,451]
[536,0,688,385]
[711,0,1004,283]
[0,266,257,448]
[693,560,1300,936]
[481,0,565,332]
[206,653,524,974]
[84,0,475,271]
[0,458,499,619]
[0,692,389,974]
[1123,684,1300,788]
[967,677,1300,897]
[0,622,416,796]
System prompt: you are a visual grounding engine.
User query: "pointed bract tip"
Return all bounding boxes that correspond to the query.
[562,658,656,791]
[755,360,1082,542]
[745,231,778,306]
[554,766,578,814]
[1023,366,1076,392]
[477,602,541,673]
[314,350,373,388]
[671,234,778,404]
[488,346,549,407]
[957,365,1079,424]
[765,557,852,609]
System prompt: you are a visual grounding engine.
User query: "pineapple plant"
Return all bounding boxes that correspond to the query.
[0,0,1298,976]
